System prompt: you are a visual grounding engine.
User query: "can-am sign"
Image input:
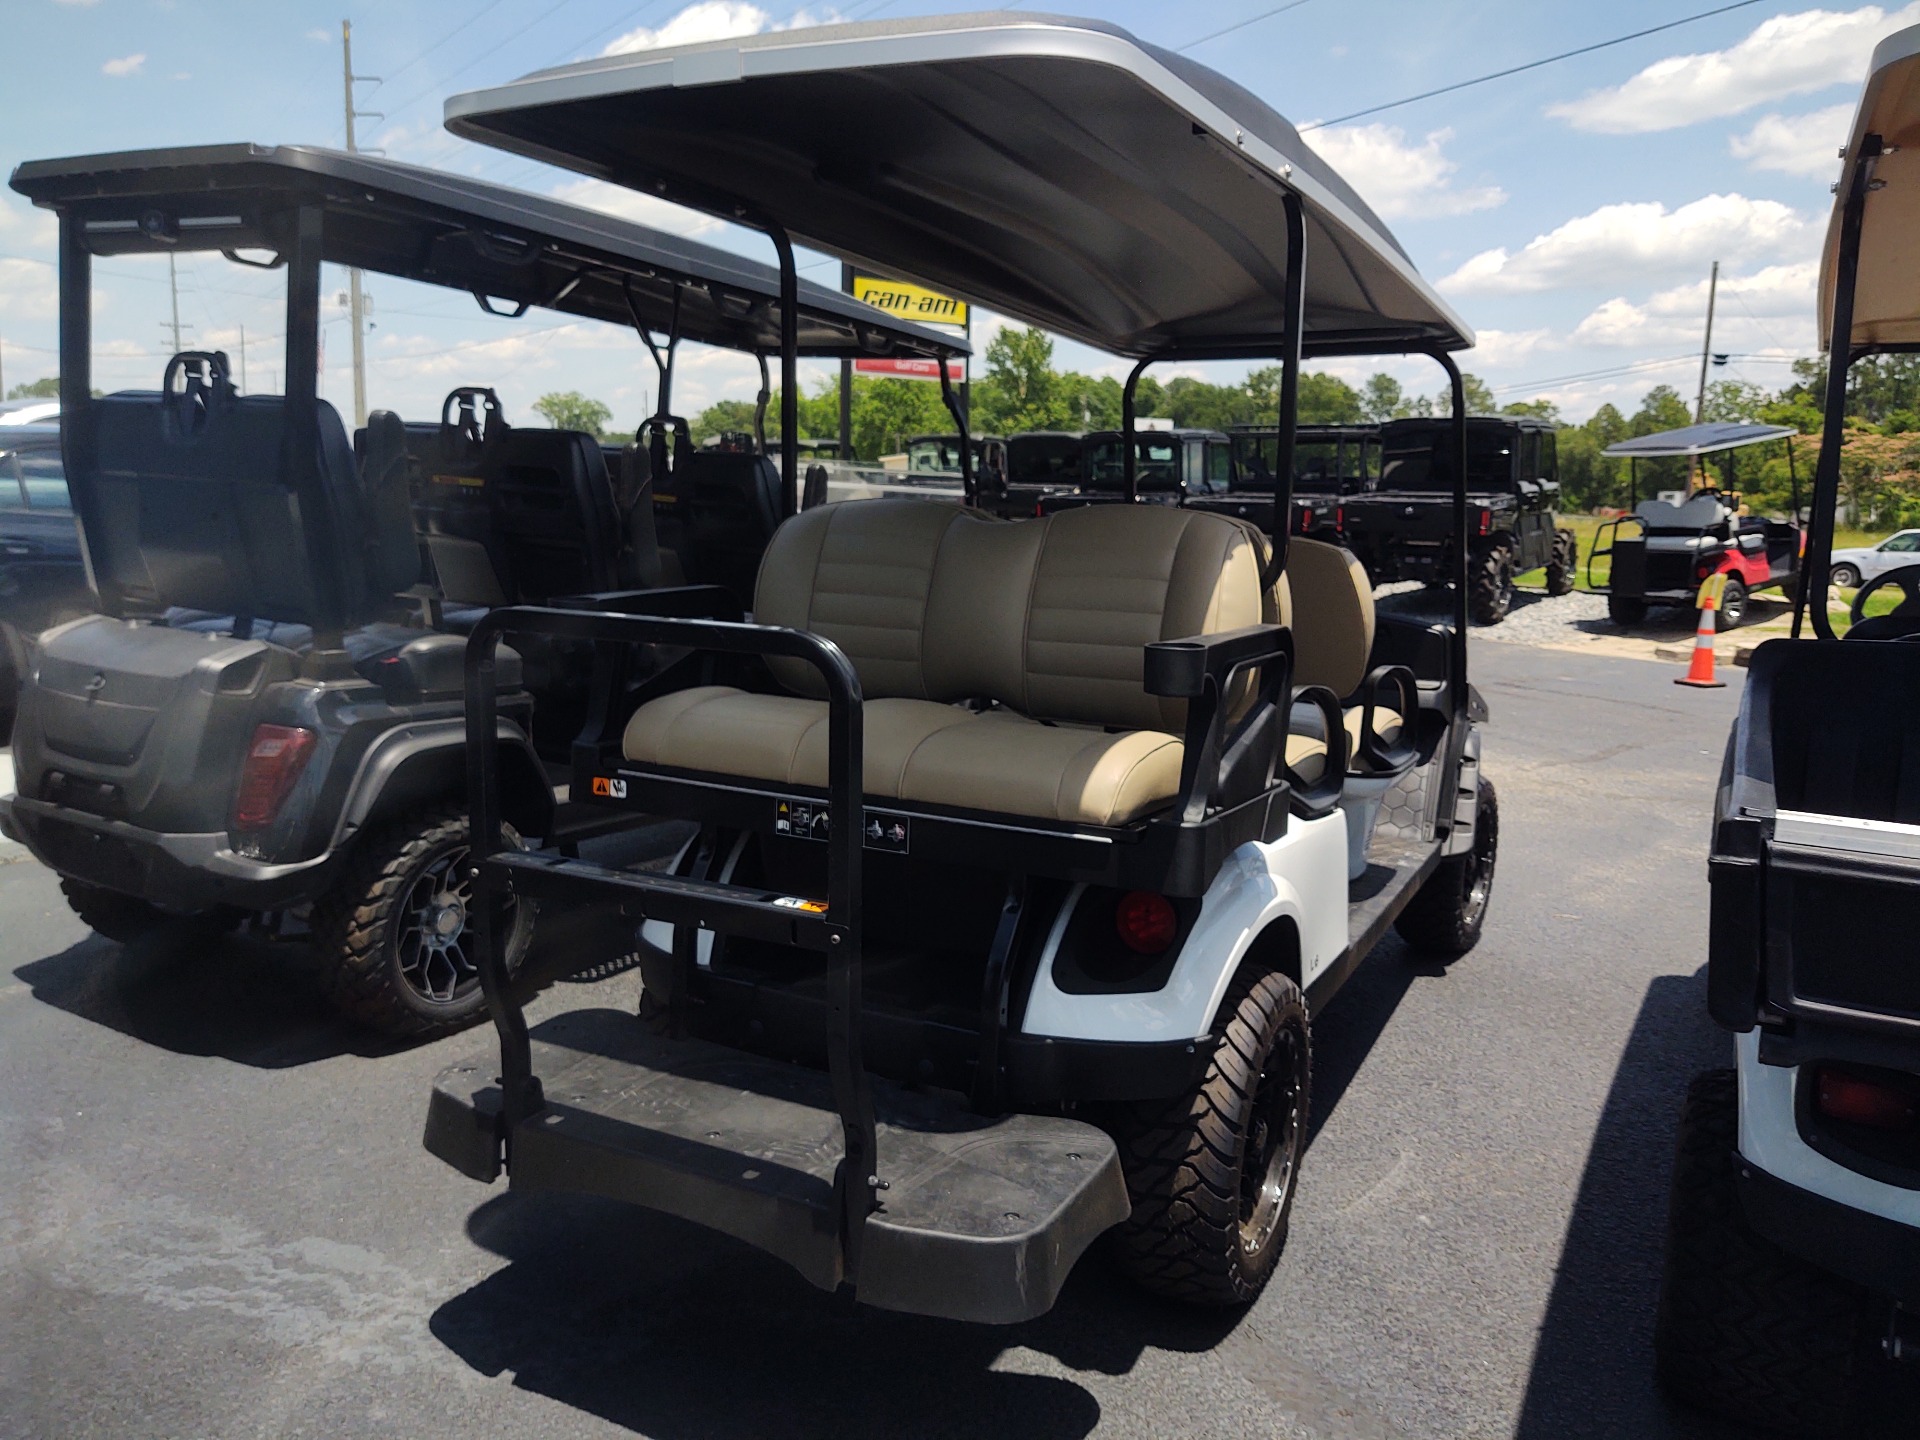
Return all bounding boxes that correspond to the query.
[853,357,966,383]
[852,275,968,328]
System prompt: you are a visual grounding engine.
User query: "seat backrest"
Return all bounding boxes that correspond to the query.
[87,384,376,626]
[754,499,1266,733]
[677,450,785,606]
[1285,537,1374,700]
[358,410,427,600]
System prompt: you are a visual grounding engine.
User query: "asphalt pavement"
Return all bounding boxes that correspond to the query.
[0,641,1879,1438]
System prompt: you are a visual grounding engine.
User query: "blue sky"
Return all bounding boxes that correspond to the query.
[0,1,1906,429]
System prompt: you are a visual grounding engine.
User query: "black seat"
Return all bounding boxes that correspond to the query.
[670,449,784,607]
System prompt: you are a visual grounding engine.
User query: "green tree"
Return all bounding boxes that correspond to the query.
[6,376,60,400]
[1501,398,1561,423]
[975,326,1063,433]
[1435,371,1497,417]
[1360,373,1402,422]
[690,398,761,445]
[533,390,613,437]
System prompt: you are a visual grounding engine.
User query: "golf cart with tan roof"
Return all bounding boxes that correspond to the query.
[0,143,961,1037]
[422,11,1497,1322]
[1654,26,1920,1434]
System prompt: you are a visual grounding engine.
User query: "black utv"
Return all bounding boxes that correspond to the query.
[1186,422,1377,544]
[1342,415,1578,624]
[0,144,962,1036]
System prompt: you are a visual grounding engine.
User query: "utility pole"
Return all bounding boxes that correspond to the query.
[162,253,186,354]
[1694,260,1720,424]
[341,19,382,427]
[238,324,246,392]
[838,262,854,459]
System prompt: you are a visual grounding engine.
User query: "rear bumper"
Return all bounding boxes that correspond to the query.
[1739,1157,1920,1306]
[0,793,337,911]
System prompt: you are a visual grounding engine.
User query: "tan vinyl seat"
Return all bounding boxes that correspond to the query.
[1286,537,1403,761]
[619,499,1267,827]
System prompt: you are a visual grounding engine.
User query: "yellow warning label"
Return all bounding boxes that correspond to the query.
[772,896,829,914]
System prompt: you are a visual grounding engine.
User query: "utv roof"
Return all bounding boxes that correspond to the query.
[443,12,1472,360]
[1603,422,1799,459]
[8,143,964,360]
[1822,23,1920,351]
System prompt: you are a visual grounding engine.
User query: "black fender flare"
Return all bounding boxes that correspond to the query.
[329,718,552,850]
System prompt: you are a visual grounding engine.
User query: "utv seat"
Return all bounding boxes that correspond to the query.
[621,500,1267,827]
[1286,538,1409,771]
[669,449,785,609]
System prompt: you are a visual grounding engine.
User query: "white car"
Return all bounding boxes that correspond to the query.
[1827,527,1920,587]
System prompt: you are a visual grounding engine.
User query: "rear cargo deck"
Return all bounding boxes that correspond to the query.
[426,1008,1131,1324]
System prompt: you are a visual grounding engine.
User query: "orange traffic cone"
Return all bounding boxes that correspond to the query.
[1676,573,1727,689]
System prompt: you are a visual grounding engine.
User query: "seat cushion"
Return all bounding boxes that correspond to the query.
[1343,705,1404,756]
[620,689,1183,826]
[1286,733,1331,787]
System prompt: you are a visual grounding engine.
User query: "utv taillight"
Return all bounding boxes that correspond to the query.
[1299,506,1315,532]
[233,724,317,831]
[1477,509,1493,536]
[1335,504,1346,532]
[1115,891,1178,955]
[1697,557,1716,579]
[1816,1067,1918,1131]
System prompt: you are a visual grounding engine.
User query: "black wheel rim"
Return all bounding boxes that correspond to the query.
[1721,586,1745,627]
[396,842,482,1005]
[1240,1019,1307,1254]
[1459,798,1497,930]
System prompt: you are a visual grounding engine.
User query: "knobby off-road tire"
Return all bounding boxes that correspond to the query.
[1109,967,1311,1306]
[1394,777,1498,957]
[1608,594,1648,627]
[1653,1069,1872,1438]
[1470,542,1515,625]
[1545,529,1578,596]
[1714,576,1749,632]
[312,805,535,1038]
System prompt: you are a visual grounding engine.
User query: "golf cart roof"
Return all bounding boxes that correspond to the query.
[1822,23,1920,351]
[8,143,965,360]
[1602,422,1799,459]
[442,12,1472,361]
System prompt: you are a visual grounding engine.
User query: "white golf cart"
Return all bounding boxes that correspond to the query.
[423,13,1497,1322]
[1655,24,1920,1434]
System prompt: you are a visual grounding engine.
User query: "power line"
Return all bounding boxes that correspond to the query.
[1177,0,1314,54]
[372,0,514,90]
[1493,353,1697,395]
[377,0,584,130]
[1303,0,1767,131]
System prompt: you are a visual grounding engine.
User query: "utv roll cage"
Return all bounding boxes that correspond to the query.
[7,143,968,649]
[426,11,1484,1322]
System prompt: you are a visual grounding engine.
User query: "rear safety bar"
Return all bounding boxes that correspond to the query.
[463,603,879,1274]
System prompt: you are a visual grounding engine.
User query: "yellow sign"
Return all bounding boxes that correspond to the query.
[1696,572,1728,610]
[853,275,968,328]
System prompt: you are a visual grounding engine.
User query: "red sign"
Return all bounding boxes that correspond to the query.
[853,357,965,383]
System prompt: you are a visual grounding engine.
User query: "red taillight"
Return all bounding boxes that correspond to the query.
[1477,508,1493,536]
[1697,557,1716,579]
[1816,1068,1918,1131]
[1115,891,1178,955]
[233,724,317,831]
[1335,504,1346,532]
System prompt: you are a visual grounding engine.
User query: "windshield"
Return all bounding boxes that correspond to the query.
[0,444,70,514]
[1085,435,1179,492]
[1007,434,1083,486]
[906,437,971,474]
[1379,427,1515,493]
[1231,431,1374,494]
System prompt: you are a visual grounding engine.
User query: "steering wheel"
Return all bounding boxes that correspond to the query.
[1847,564,1920,640]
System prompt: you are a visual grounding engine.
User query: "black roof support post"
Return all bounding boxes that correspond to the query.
[1809,134,1880,640]
[1435,347,1471,712]
[280,202,349,653]
[1263,191,1306,588]
[769,221,799,518]
[1121,357,1152,503]
[1787,438,1808,639]
[937,357,974,507]
[57,214,114,616]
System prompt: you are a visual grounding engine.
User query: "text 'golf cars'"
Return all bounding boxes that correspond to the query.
[422,12,1499,1324]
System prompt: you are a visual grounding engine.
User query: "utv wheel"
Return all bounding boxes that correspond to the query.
[1109,967,1311,1306]
[1711,576,1749,631]
[1653,1069,1871,1438]
[1829,563,1861,590]
[1470,543,1515,624]
[312,805,535,1038]
[1607,594,1648,627]
[59,877,238,945]
[1545,530,1578,596]
[1394,777,1497,957]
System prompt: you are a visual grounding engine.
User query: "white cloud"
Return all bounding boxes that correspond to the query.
[1549,3,1918,134]
[1303,124,1506,220]
[57,0,101,7]
[1730,103,1854,177]
[1439,193,1813,296]
[602,2,840,55]
[1571,263,1818,348]
[1470,328,1557,367]
[101,53,146,77]
[0,259,59,322]
[305,27,332,43]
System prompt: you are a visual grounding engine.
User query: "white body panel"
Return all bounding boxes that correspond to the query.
[1736,1029,1920,1230]
[1019,811,1349,1044]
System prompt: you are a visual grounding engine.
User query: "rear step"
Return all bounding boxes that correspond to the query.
[426,1008,1131,1324]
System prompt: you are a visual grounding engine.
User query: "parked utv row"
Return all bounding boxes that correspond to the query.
[6,10,1503,1341]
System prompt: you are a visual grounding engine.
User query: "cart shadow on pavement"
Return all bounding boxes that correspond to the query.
[429,1190,1245,1440]
[1513,967,1920,1439]
[1306,930,1443,1150]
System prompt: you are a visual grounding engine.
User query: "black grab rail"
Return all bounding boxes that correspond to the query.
[462,604,879,1272]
